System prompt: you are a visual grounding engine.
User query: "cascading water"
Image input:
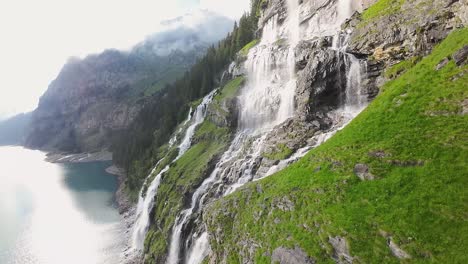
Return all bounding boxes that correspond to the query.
[332,30,368,115]
[168,1,369,263]
[129,90,216,253]
[169,108,193,148]
[167,1,302,263]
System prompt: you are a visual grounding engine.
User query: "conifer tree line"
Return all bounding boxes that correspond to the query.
[112,0,264,193]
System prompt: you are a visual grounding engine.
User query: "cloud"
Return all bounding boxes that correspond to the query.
[200,0,251,18]
[135,10,234,57]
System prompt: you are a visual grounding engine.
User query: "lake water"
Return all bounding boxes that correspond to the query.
[0,146,125,264]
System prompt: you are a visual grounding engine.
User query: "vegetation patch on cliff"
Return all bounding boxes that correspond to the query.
[206,29,468,263]
[361,0,406,22]
[217,77,245,100]
[263,143,293,160]
[142,73,241,262]
[384,56,421,79]
[240,39,259,56]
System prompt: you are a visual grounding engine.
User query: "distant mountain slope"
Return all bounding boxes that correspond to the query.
[25,11,233,153]
[0,113,31,146]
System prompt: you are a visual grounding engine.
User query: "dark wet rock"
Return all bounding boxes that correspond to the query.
[353,163,375,181]
[453,45,468,66]
[295,44,347,122]
[271,247,315,264]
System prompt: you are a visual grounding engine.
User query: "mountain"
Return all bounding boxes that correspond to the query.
[112,0,467,263]
[24,0,468,263]
[0,113,32,146]
[25,10,234,153]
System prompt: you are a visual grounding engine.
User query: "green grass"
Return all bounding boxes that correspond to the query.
[384,56,421,79]
[216,77,245,100]
[240,39,259,56]
[263,143,294,160]
[206,28,468,263]
[361,0,406,21]
[210,77,245,117]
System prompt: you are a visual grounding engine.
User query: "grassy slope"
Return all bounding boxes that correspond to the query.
[206,29,468,263]
[240,39,259,56]
[361,0,406,21]
[263,143,294,160]
[143,77,244,261]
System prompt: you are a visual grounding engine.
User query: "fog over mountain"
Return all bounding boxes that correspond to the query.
[136,10,234,57]
[0,0,246,119]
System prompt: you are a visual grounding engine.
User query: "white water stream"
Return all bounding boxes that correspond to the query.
[167,0,368,263]
[129,90,216,254]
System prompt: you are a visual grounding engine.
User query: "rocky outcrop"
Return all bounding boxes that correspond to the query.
[353,163,375,181]
[387,238,411,259]
[295,38,347,122]
[347,0,467,64]
[453,45,468,65]
[272,247,315,264]
[329,236,354,264]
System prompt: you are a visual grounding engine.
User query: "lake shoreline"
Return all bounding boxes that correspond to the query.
[105,165,135,215]
[0,146,126,263]
[43,149,135,216]
[34,147,138,261]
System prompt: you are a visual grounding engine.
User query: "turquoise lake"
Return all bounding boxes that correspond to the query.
[0,146,125,264]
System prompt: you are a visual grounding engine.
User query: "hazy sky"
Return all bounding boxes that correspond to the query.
[0,0,250,119]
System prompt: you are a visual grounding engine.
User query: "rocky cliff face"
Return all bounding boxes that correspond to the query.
[26,48,200,152]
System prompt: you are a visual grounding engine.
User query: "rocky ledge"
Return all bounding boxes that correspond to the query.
[45,150,113,163]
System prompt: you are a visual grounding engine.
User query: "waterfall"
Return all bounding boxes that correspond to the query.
[166,163,220,264]
[168,1,369,263]
[131,165,170,250]
[186,232,210,264]
[332,30,367,115]
[169,108,193,148]
[167,1,301,263]
[129,90,216,253]
[239,2,299,133]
